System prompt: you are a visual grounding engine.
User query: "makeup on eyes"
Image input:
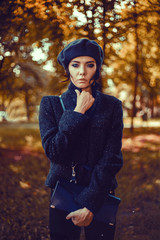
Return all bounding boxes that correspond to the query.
[71,61,96,68]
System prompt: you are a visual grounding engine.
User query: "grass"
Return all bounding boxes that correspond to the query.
[115,127,160,240]
[0,123,42,151]
[0,123,160,240]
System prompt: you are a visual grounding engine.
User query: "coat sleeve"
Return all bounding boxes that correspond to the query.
[74,100,123,214]
[39,96,89,164]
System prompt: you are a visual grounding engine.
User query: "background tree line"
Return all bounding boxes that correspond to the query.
[0,0,159,128]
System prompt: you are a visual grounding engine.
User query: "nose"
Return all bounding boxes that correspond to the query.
[79,64,86,75]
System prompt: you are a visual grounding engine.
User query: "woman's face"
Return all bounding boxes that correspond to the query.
[68,56,97,90]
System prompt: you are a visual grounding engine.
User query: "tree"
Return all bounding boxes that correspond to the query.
[0,0,159,125]
[103,0,160,129]
[0,0,77,119]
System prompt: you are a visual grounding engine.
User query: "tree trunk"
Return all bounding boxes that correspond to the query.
[102,0,107,57]
[24,91,30,121]
[150,91,154,118]
[130,0,139,133]
[100,0,109,92]
[0,57,5,72]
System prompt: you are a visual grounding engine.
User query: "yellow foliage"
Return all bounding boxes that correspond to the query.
[25,3,34,8]
[9,164,21,173]
[16,0,24,5]
[155,179,160,186]
[14,7,24,15]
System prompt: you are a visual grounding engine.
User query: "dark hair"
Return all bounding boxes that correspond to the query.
[59,69,70,83]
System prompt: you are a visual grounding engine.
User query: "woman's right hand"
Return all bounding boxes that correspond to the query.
[66,207,94,227]
[74,89,95,114]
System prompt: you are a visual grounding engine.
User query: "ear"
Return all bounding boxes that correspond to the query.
[90,79,95,85]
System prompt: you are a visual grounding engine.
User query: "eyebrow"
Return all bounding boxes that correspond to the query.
[71,60,96,63]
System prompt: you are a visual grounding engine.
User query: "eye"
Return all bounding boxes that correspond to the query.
[71,63,79,68]
[87,64,95,68]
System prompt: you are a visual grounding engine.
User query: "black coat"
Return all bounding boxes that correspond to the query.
[39,82,123,214]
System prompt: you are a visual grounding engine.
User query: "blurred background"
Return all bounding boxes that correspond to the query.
[0,0,160,240]
[0,0,160,127]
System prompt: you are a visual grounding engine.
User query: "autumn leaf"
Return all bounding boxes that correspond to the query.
[19,181,31,189]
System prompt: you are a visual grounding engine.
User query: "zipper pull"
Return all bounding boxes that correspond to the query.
[70,163,77,184]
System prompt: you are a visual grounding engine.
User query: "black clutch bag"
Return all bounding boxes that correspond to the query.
[50,180,121,225]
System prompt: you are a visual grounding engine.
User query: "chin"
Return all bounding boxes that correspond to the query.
[75,84,86,88]
[76,83,87,89]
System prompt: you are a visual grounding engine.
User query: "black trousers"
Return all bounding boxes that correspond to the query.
[49,207,115,240]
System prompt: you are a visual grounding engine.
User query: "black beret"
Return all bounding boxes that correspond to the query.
[57,38,104,69]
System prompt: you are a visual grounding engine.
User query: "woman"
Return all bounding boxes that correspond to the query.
[39,38,123,240]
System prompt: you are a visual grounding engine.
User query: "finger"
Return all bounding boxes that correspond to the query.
[72,218,82,226]
[75,89,80,97]
[72,215,93,226]
[66,212,76,220]
[72,219,90,227]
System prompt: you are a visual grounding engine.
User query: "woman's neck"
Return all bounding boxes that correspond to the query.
[81,85,92,94]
